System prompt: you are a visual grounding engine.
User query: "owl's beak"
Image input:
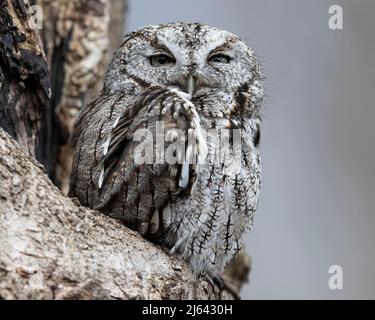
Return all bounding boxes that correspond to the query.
[186,75,195,96]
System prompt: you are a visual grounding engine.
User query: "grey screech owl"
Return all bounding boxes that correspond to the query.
[69,22,264,281]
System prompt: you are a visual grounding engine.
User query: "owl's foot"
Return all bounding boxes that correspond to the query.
[206,275,241,300]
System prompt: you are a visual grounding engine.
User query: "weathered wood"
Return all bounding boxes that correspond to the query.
[37,0,127,193]
[0,0,127,192]
[0,0,51,163]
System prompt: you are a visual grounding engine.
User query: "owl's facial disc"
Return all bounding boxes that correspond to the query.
[106,23,262,101]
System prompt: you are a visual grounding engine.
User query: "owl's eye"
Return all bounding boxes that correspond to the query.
[208,53,231,64]
[149,54,175,67]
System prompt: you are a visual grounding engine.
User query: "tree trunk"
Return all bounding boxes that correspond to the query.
[36,0,127,193]
[0,0,50,162]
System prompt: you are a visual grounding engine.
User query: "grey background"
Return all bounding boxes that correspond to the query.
[125,0,375,299]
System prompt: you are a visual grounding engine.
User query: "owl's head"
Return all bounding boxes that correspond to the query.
[105,22,264,116]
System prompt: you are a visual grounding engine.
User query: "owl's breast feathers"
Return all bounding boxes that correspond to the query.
[70,85,260,276]
[70,86,207,235]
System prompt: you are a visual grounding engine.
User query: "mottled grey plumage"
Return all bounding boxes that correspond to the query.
[69,22,264,278]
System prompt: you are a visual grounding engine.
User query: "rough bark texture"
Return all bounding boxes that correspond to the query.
[0,0,127,193]
[0,128,234,300]
[36,0,127,193]
[0,0,50,162]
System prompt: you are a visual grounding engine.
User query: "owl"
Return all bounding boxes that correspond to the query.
[69,23,264,284]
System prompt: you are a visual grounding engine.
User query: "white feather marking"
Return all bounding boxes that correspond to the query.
[98,117,120,189]
[113,116,121,128]
[169,88,191,101]
[179,145,192,188]
[170,235,188,254]
[231,119,239,126]
[102,137,111,156]
[191,118,208,163]
[183,99,195,109]
[98,164,104,189]
[169,87,208,165]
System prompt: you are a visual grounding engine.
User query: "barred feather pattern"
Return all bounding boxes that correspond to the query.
[69,22,264,278]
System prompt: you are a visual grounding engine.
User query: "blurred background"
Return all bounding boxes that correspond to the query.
[125,0,375,299]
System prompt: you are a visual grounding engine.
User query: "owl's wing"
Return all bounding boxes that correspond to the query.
[92,86,204,236]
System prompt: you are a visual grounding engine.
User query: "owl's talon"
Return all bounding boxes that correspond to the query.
[212,275,224,290]
[209,275,241,300]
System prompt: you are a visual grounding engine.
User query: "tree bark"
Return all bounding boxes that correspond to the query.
[0,0,50,162]
[0,128,235,299]
[36,0,127,193]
